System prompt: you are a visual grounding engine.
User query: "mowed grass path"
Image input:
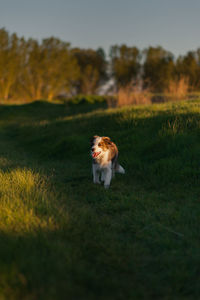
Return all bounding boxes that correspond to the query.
[0,100,199,299]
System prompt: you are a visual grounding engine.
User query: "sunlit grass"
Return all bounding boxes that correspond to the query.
[0,168,69,234]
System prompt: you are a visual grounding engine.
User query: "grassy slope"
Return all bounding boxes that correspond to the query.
[0,100,199,299]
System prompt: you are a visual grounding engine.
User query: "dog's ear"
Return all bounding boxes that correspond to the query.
[102,136,112,144]
[90,135,98,145]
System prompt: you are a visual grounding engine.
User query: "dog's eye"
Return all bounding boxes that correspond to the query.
[98,143,101,147]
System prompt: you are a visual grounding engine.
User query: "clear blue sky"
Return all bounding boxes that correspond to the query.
[1,0,200,57]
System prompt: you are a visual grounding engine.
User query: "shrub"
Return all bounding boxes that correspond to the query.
[66,94,107,105]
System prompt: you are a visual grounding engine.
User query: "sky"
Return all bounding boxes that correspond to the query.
[1,0,200,57]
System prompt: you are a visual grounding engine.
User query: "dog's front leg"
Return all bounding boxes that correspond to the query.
[104,167,112,189]
[101,169,105,182]
[92,164,100,184]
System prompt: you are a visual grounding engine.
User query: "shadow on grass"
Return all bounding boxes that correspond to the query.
[1,206,200,299]
[0,100,108,125]
[0,227,133,300]
[3,101,199,190]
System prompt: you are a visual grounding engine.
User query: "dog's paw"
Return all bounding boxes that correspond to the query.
[94,181,101,184]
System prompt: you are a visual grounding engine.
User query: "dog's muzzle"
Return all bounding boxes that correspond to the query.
[92,151,101,158]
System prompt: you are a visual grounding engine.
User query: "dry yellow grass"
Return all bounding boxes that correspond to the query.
[117,84,152,107]
[166,77,189,99]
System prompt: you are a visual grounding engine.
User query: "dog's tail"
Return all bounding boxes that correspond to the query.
[116,164,125,174]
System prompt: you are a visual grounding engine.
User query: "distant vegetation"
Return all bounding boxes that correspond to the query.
[1,28,200,103]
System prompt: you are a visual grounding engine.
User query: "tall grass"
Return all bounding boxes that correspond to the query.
[117,83,152,107]
[166,77,189,99]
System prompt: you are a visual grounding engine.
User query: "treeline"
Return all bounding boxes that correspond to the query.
[1,27,200,101]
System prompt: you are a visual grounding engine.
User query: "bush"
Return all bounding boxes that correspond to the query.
[66,94,107,105]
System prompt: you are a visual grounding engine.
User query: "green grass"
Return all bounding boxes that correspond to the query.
[0,99,199,299]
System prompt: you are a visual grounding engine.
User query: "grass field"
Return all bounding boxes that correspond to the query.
[0,99,199,299]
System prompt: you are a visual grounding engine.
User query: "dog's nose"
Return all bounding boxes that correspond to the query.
[92,147,95,152]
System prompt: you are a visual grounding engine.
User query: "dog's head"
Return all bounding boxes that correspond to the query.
[90,135,113,159]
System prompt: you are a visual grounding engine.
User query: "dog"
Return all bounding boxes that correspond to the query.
[90,135,125,189]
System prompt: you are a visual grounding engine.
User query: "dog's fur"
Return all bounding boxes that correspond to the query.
[90,135,125,188]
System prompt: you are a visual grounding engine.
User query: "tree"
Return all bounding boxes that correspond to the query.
[175,51,200,90]
[143,46,175,92]
[17,38,45,100]
[18,37,79,100]
[41,37,79,100]
[110,44,141,87]
[72,48,107,94]
[0,28,24,100]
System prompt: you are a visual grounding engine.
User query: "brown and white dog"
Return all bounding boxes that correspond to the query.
[90,135,125,189]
